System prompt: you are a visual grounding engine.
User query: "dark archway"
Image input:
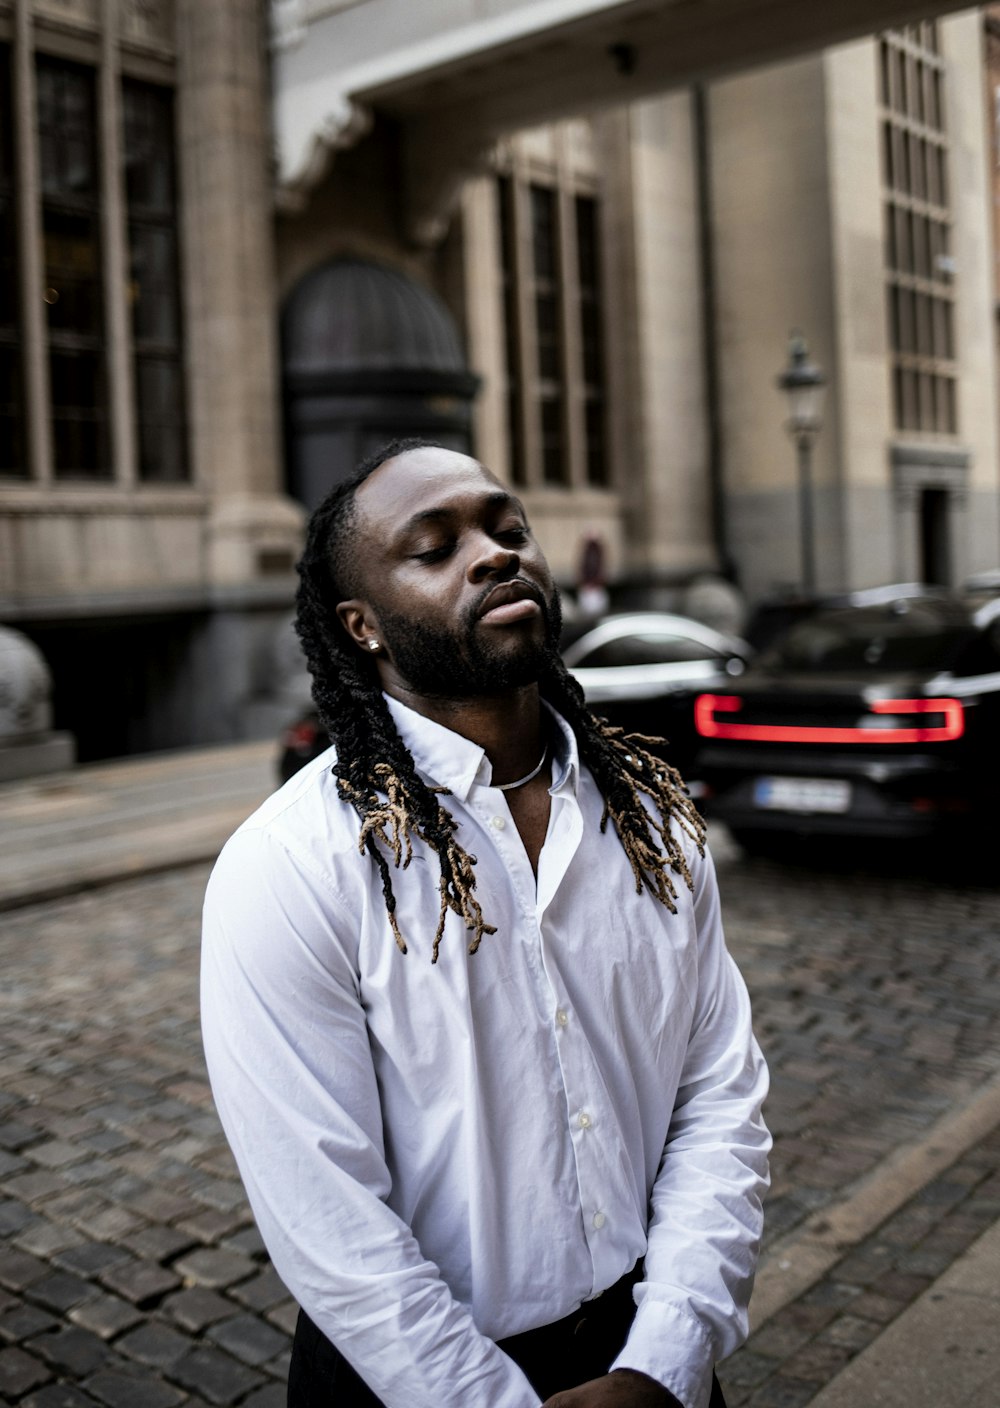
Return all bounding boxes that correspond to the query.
[281,256,480,510]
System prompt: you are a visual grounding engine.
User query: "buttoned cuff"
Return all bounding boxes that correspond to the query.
[610,1298,715,1408]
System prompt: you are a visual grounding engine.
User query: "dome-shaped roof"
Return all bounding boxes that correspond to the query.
[282,257,466,376]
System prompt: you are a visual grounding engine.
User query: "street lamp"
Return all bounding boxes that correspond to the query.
[777,332,826,597]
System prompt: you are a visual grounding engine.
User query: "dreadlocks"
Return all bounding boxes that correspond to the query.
[294,439,707,963]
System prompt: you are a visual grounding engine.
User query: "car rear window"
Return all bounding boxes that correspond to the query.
[573,633,720,668]
[760,603,974,672]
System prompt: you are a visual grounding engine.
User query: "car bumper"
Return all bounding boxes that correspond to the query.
[697,746,973,839]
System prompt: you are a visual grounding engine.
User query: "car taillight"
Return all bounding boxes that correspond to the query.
[693,694,964,744]
[284,720,319,750]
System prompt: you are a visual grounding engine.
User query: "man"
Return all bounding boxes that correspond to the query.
[201,441,770,1408]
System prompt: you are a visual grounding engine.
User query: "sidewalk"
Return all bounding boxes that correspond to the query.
[1,743,998,1407]
[0,742,275,911]
[719,1098,1000,1407]
[807,1215,1000,1406]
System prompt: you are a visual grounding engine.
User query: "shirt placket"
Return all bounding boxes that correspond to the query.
[536,788,622,1295]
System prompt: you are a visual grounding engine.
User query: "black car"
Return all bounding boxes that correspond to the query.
[693,588,1000,848]
[563,612,753,781]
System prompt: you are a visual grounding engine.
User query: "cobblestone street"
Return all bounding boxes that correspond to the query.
[1,830,999,1406]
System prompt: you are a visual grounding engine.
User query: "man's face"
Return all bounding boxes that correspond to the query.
[336,448,561,699]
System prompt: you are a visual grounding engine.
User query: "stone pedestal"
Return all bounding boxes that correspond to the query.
[0,627,76,782]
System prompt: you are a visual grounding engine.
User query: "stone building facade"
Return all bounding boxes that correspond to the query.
[3,1,999,760]
[709,16,999,598]
[0,0,301,759]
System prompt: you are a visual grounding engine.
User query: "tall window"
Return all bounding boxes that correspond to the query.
[529,185,566,487]
[879,24,957,436]
[575,194,607,488]
[496,166,610,491]
[123,79,188,482]
[1,33,186,489]
[0,46,23,476]
[37,57,109,478]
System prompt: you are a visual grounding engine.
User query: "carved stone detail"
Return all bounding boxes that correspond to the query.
[120,0,175,49]
[34,0,99,31]
[276,96,373,212]
[271,0,306,52]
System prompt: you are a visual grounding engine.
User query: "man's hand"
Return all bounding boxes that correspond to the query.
[542,1368,683,1408]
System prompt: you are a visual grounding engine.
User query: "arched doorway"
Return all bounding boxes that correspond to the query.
[281,257,480,510]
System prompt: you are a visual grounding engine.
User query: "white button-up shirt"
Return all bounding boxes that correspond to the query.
[201,698,769,1408]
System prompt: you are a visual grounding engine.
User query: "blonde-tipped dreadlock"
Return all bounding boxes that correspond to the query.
[593,726,706,909]
[341,763,496,962]
[295,438,706,964]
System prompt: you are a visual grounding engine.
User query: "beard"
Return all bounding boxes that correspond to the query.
[374,583,563,698]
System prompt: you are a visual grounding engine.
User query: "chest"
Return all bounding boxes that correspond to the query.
[503,779,551,874]
[354,798,701,1082]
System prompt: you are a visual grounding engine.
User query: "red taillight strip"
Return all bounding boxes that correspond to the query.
[694,694,964,744]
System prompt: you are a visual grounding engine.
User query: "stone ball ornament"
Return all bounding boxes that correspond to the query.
[0,627,54,741]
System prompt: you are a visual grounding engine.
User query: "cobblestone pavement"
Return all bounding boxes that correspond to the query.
[717,1122,1000,1407]
[1,833,998,1406]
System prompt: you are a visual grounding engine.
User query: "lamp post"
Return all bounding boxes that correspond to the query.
[777,332,826,597]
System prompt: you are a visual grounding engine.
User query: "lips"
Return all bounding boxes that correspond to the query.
[476,579,544,625]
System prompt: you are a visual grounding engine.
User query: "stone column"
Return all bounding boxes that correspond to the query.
[625,92,715,580]
[176,0,303,584]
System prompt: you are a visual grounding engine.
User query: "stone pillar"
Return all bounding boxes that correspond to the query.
[625,92,715,580]
[176,0,303,584]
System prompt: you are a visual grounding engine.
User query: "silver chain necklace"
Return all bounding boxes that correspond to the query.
[494,745,549,792]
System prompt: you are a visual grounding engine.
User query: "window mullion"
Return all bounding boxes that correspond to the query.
[556,178,584,489]
[14,1,51,484]
[511,161,540,489]
[100,0,136,487]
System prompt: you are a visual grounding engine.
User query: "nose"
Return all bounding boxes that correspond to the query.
[466,533,520,583]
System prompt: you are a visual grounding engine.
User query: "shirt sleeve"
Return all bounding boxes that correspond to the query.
[610,839,771,1408]
[200,827,542,1408]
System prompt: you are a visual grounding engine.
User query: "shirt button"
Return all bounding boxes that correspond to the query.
[593,1212,606,1230]
[490,816,506,830]
[578,1111,592,1130]
[556,1009,569,1027]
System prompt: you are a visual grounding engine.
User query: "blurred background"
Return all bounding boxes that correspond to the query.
[3,10,1000,1408]
[4,0,1000,769]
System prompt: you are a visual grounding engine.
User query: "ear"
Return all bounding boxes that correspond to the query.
[336,599,382,656]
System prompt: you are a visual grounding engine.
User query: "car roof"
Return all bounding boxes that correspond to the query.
[562,612,751,666]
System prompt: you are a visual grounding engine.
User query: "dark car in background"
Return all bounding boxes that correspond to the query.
[279,610,753,783]
[563,612,753,781]
[693,587,1000,850]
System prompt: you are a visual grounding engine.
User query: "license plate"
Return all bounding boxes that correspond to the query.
[753,776,852,814]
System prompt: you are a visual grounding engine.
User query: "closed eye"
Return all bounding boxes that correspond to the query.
[412,543,454,564]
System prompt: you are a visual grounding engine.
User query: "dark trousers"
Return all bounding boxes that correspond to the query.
[287,1266,727,1406]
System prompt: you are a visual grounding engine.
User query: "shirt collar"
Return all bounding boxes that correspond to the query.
[383,694,580,803]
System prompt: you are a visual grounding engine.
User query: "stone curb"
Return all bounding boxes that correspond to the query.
[750,1067,1000,1329]
[803,1213,1000,1407]
[0,810,255,915]
[0,743,274,914]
